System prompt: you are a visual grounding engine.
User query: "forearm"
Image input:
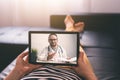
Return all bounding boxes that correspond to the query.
[4,68,25,80]
[84,73,98,80]
[73,66,98,80]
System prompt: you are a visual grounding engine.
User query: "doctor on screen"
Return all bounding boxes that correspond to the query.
[37,33,68,62]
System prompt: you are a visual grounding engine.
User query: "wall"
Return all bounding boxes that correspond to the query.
[0,0,120,27]
[0,1,13,26]
[0,0,90,27]
[91,0,120,13]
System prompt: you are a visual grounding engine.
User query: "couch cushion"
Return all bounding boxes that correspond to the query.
[80,31,117,48]
[84,47,120,80]
[0,27,63,45]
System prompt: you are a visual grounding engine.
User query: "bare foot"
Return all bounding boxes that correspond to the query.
[64,15,84,32]
[74,22,84,32]
[64,15,74,31]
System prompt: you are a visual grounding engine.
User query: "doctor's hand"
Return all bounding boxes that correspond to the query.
[47,52,56,60]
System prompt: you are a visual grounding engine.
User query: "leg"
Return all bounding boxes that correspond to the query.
[74,22,84,32]
[64,15,93,70]
[64,15,74,30]
[64,15,84,32]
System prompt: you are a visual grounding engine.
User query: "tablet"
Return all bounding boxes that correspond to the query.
[29,31,79,66]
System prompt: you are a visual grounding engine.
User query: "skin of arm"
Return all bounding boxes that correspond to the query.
[72,46,98,80]
[4,50,42,80]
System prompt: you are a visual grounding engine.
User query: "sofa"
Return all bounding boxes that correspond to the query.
[0,27,62,72]
[50,14,120,80]
[0,13,120,80]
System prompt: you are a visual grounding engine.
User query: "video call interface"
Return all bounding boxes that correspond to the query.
[29,31,79,66]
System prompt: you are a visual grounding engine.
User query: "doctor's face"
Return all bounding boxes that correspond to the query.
[48,34,58,47]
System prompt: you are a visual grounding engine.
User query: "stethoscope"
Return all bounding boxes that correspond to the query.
[48,45,63,54]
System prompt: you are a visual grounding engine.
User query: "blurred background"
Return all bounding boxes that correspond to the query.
[0,0,120,73]
[0,0,120,27]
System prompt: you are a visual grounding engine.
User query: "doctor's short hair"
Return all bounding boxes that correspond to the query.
[48,33,58,39]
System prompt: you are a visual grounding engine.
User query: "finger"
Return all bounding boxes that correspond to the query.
[49,53,55,56]
[80,46,85,53]
[24,54,29,63]
[17,51,28,60]
[52,53,56,56]
[79,52,84,62]
[80,50,92,66]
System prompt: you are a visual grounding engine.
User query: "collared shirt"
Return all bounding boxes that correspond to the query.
[37,45,67,62]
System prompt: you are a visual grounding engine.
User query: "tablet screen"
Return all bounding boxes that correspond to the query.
[29,31,79,66]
